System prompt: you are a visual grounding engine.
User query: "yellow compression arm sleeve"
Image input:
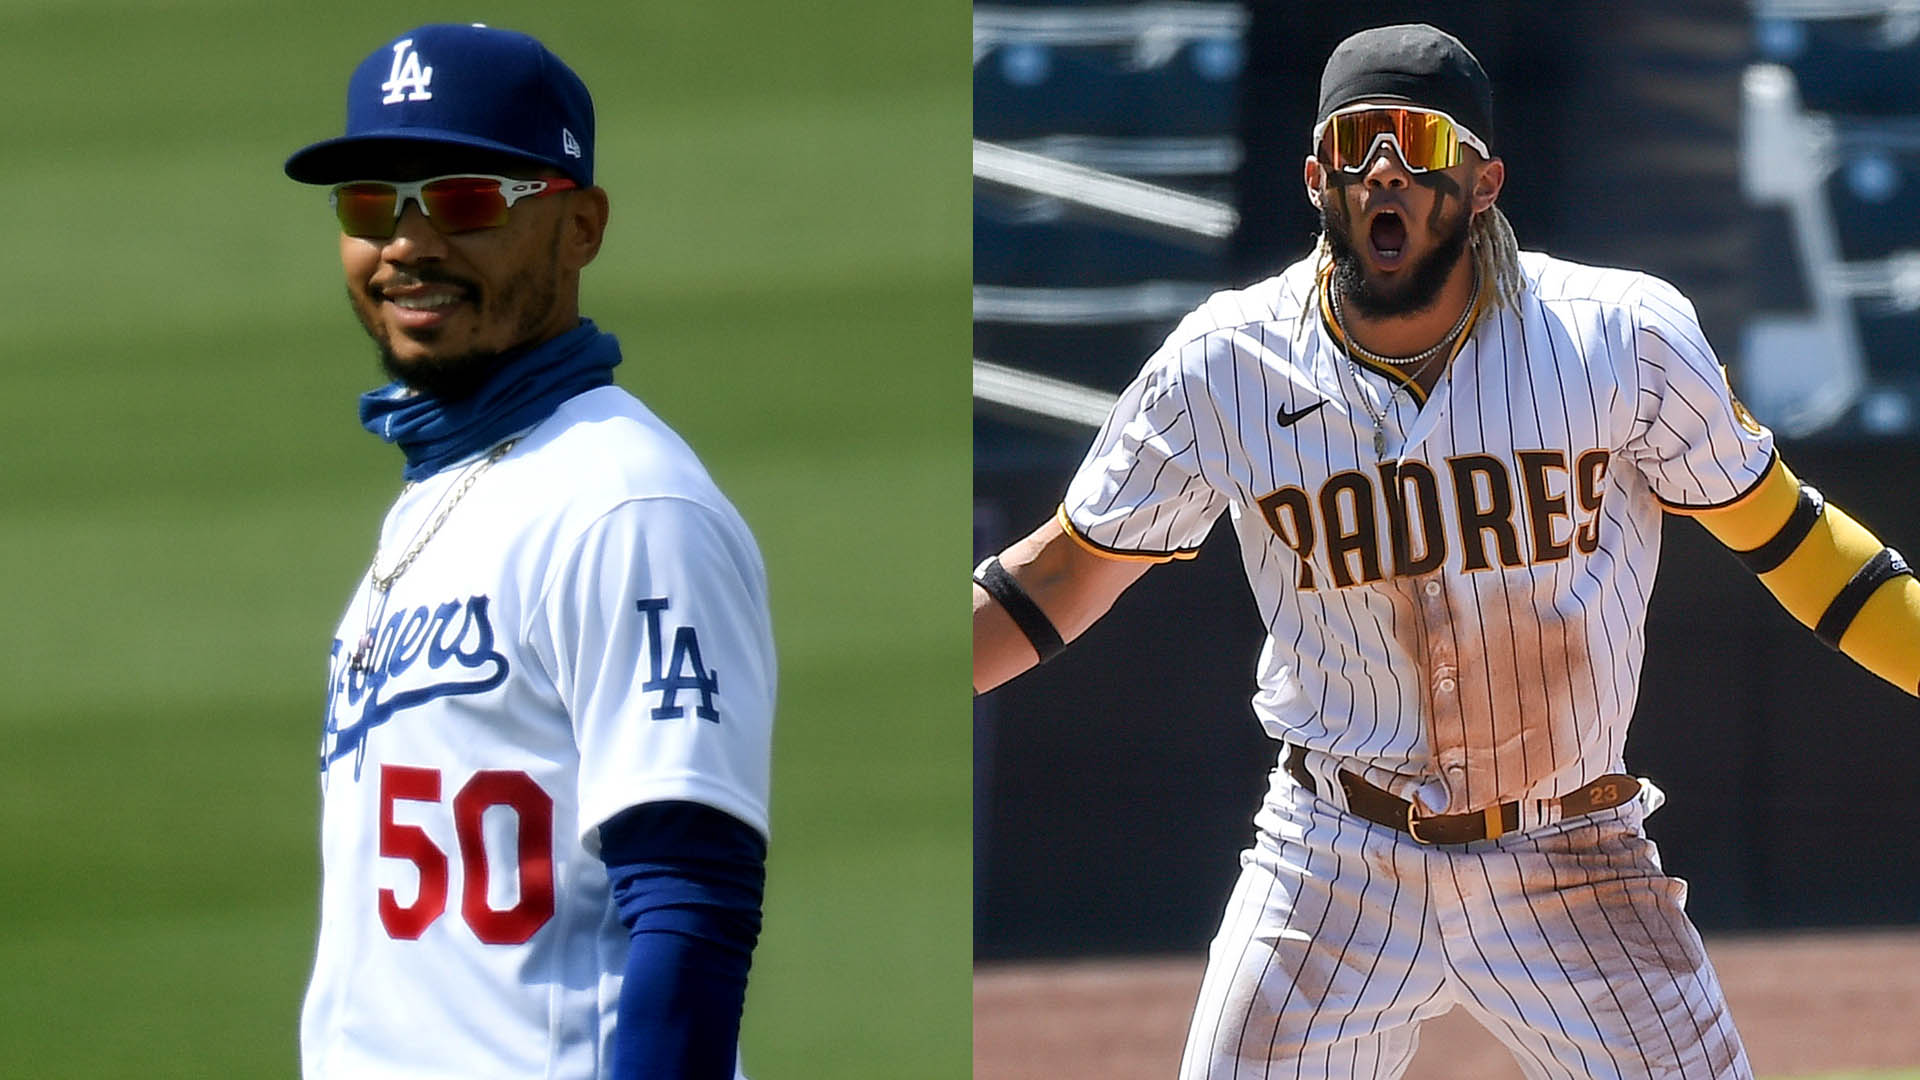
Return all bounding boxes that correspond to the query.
[1686,458,1920,696]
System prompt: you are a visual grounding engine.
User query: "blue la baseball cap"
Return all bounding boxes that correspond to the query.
[285,23,594,186]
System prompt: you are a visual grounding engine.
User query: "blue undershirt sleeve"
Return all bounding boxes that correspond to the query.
[598,800,767,1080]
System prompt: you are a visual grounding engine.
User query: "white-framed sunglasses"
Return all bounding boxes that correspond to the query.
[329,174,579,237]
[1312,104,1490,174]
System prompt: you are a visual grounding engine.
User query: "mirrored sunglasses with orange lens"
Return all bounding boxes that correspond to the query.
[1313,105,1489,174]
[330,174,580,238]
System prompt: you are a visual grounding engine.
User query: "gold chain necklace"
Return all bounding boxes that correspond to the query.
[348,437,520,672]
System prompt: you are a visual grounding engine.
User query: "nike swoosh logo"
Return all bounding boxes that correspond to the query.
[1276,400,1328,427]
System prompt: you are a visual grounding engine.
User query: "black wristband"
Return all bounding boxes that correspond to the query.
[1733,484,1824,575]
[1814,547,1912,649]
[974,556,1066,663]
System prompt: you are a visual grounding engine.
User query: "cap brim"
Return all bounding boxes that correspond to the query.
[284,129,566,184]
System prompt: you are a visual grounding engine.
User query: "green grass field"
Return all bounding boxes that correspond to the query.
[0,2,966,1076]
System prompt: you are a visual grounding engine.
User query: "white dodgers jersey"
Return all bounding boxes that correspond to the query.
[302,385,774,1079]
[1063,252,1772,817]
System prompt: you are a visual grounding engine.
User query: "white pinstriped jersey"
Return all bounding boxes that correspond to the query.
[1063,251,1773,815]
[302,386,773,1080]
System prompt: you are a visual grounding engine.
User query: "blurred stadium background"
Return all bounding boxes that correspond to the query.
[0,2,966,1077]
[975,0,1920,970]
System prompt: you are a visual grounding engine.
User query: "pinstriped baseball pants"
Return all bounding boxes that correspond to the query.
[1179,776,1750,1079]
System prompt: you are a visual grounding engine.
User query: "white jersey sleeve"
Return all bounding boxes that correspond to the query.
[1063,336,1232,559]
[1620,273,1775,508]
[528,495,775,850]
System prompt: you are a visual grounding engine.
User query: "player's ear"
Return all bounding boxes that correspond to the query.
[560,186,611,270]
[1304,155,1325,210]
[1469,157,1504,214]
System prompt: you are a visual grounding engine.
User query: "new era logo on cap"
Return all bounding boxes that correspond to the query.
[285,23,596,188]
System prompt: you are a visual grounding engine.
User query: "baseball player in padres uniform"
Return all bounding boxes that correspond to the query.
[286,25,773,1079]
[974,24,1920,1079]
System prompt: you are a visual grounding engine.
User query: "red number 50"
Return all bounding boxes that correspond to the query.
[378,765,556,945]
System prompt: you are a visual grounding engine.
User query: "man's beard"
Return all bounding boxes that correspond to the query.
[1323,198,1473,321]
[358,233,562,401]
[378,339,519,402]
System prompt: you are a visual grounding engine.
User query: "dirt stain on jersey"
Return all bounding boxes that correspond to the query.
[1403,570,1595,809]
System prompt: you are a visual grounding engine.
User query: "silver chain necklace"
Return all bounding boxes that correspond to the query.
[1330,269,1480,368]
[1330,274,1478,460]
[1343,348,1438,461]
[348,437,521,672]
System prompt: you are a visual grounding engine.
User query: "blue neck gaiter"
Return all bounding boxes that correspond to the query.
[358,319,621,481]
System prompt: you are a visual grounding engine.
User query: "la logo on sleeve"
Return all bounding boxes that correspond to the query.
[635,596,721,723]
[381,39,434,104]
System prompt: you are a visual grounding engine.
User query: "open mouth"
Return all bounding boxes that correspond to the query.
[376,280,477,328]
[1369,211,1406,262]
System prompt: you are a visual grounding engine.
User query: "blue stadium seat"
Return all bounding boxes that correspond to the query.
[975,38,1241,140]
[1756,15,1920,116]
[1854,301,1920,384]
[975,189,1229,286]
[975,5,1244,432]
[1824,123,1920,260]
[974,320,1180,396]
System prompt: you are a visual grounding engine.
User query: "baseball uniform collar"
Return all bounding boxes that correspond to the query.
[1317,266,1487,408]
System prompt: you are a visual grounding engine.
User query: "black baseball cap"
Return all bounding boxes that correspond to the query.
[1316,24,1492,147]
[286,23,595,186]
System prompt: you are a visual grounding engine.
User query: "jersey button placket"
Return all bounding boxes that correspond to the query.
[1417,577,1466,803]
[1422,585,1456,695]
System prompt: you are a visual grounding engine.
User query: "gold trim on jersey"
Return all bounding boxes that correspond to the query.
[1654,449,1780,515]
[1666,451,1789,534]
[1316,263,1488,406]
[1055,504,1201,563]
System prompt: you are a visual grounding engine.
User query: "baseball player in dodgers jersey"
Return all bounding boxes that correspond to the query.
[285,25,772,1079]
[974,24,1920,1079]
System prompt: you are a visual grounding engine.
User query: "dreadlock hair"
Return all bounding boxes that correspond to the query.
[1470,204,1523,312]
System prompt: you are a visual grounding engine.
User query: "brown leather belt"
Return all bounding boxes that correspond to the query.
[1283,744,1640,845]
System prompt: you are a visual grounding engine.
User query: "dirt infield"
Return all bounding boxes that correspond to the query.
[975,930,1920,1078]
